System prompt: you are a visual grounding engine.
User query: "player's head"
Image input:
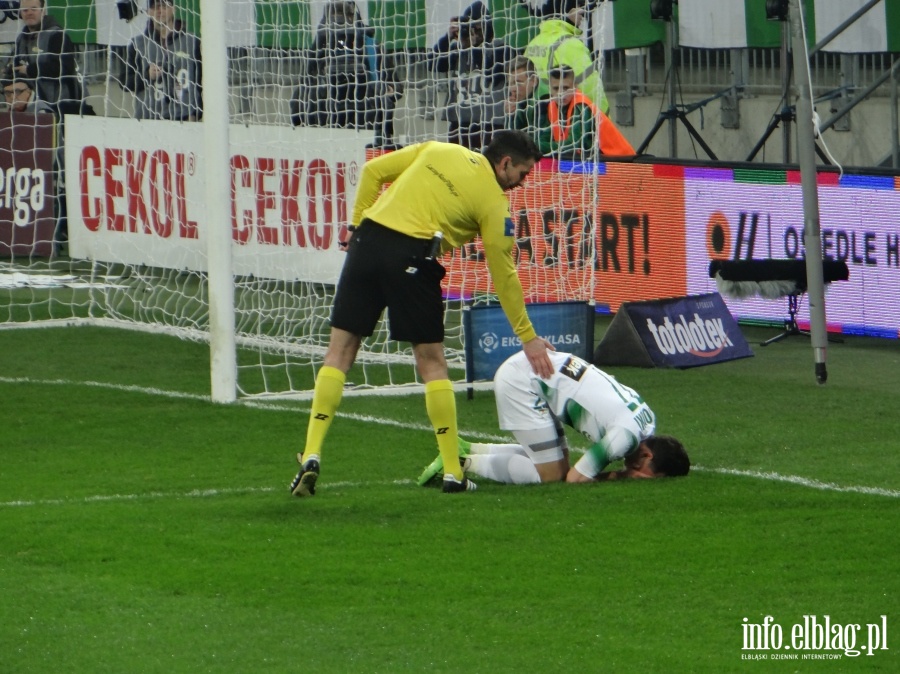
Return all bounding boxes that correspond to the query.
[484,130,542,191]
[639,435,690,477]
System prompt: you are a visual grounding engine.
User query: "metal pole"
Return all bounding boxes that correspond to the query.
[788,0,828,384]
[818,59,900,133]
[200,0,237,402]
[781,22,792,164]
[667,19,677,156]
[892,61,900,168]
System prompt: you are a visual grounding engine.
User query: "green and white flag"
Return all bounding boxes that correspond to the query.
[0,8,19,45]
[352,0,667,52]
[813,0,900,53]
[679,0,900,52]
[18,0,687,52]
[677,0,784,49]
[594,0,667,50]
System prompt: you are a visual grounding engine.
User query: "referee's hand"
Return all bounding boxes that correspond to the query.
[523,337,555,379]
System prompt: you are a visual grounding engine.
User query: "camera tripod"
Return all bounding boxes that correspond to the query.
[635,19,718,160]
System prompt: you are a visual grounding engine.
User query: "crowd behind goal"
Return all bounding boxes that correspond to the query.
[3,1,895,155]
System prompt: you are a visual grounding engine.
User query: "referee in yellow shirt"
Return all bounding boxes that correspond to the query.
[290,130,555,496]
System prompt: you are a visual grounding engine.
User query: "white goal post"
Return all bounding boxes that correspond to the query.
[1,0,609,401]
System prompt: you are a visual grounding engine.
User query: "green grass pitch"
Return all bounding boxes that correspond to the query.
[1,322,898,673]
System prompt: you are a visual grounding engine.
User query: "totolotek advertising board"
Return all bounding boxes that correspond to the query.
[594,293,754,369]
[65,118,900,338]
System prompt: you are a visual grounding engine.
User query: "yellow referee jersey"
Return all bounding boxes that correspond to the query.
[351,141,537,343]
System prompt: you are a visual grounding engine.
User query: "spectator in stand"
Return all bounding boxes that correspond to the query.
[504,55,539,132]
[429,1,512,150]
[311,1,369,129]
[5,0,85,114]
[2,77,54,114]
[546,66,633,158]
[523,0,609,115]
[2,76,79,254]
[370,52,403,148]
[124,0,202,121]
[292,0,399,147]
[519,66,633,160]
[544,65,596,160]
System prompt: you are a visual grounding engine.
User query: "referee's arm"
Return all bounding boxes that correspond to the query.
[482,221,555,378]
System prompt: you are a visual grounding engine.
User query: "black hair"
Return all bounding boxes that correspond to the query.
[517,0,590,18]
[507,55,535,76]
[483,129,543,165]
[547,65,576,80]
[2,78,35,91]
[644,435,690,477]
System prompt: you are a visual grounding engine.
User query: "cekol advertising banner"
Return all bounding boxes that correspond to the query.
[66,118,900,338]
[66,116,365,284]
[0,112,57,257]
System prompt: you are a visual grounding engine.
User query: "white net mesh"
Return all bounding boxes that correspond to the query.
[1,0,607,399]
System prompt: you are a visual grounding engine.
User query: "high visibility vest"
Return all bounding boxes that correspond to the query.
[523,19,608,114]
[548,90,635,157]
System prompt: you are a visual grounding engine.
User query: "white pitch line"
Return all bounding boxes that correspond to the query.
[0,480,415,509]
[0,375,211,402]
[3,376,899,500]
[692,466,900,499]
[1,375,510,442]
[4,470,897,509]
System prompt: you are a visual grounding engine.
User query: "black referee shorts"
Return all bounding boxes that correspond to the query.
[331,220,447,344]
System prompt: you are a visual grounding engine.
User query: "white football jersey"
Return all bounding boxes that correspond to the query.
[494,350,656,463]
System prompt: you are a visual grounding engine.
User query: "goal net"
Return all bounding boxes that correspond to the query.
[0,0,616,400]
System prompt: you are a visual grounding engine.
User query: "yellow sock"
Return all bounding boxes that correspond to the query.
[424,379,462,480]
[302,365,346,462]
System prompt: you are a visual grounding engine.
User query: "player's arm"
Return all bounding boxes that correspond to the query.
[350,142,427,226]
[566,428,639,483]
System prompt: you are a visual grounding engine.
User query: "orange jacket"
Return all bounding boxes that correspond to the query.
[548,90,635,157]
